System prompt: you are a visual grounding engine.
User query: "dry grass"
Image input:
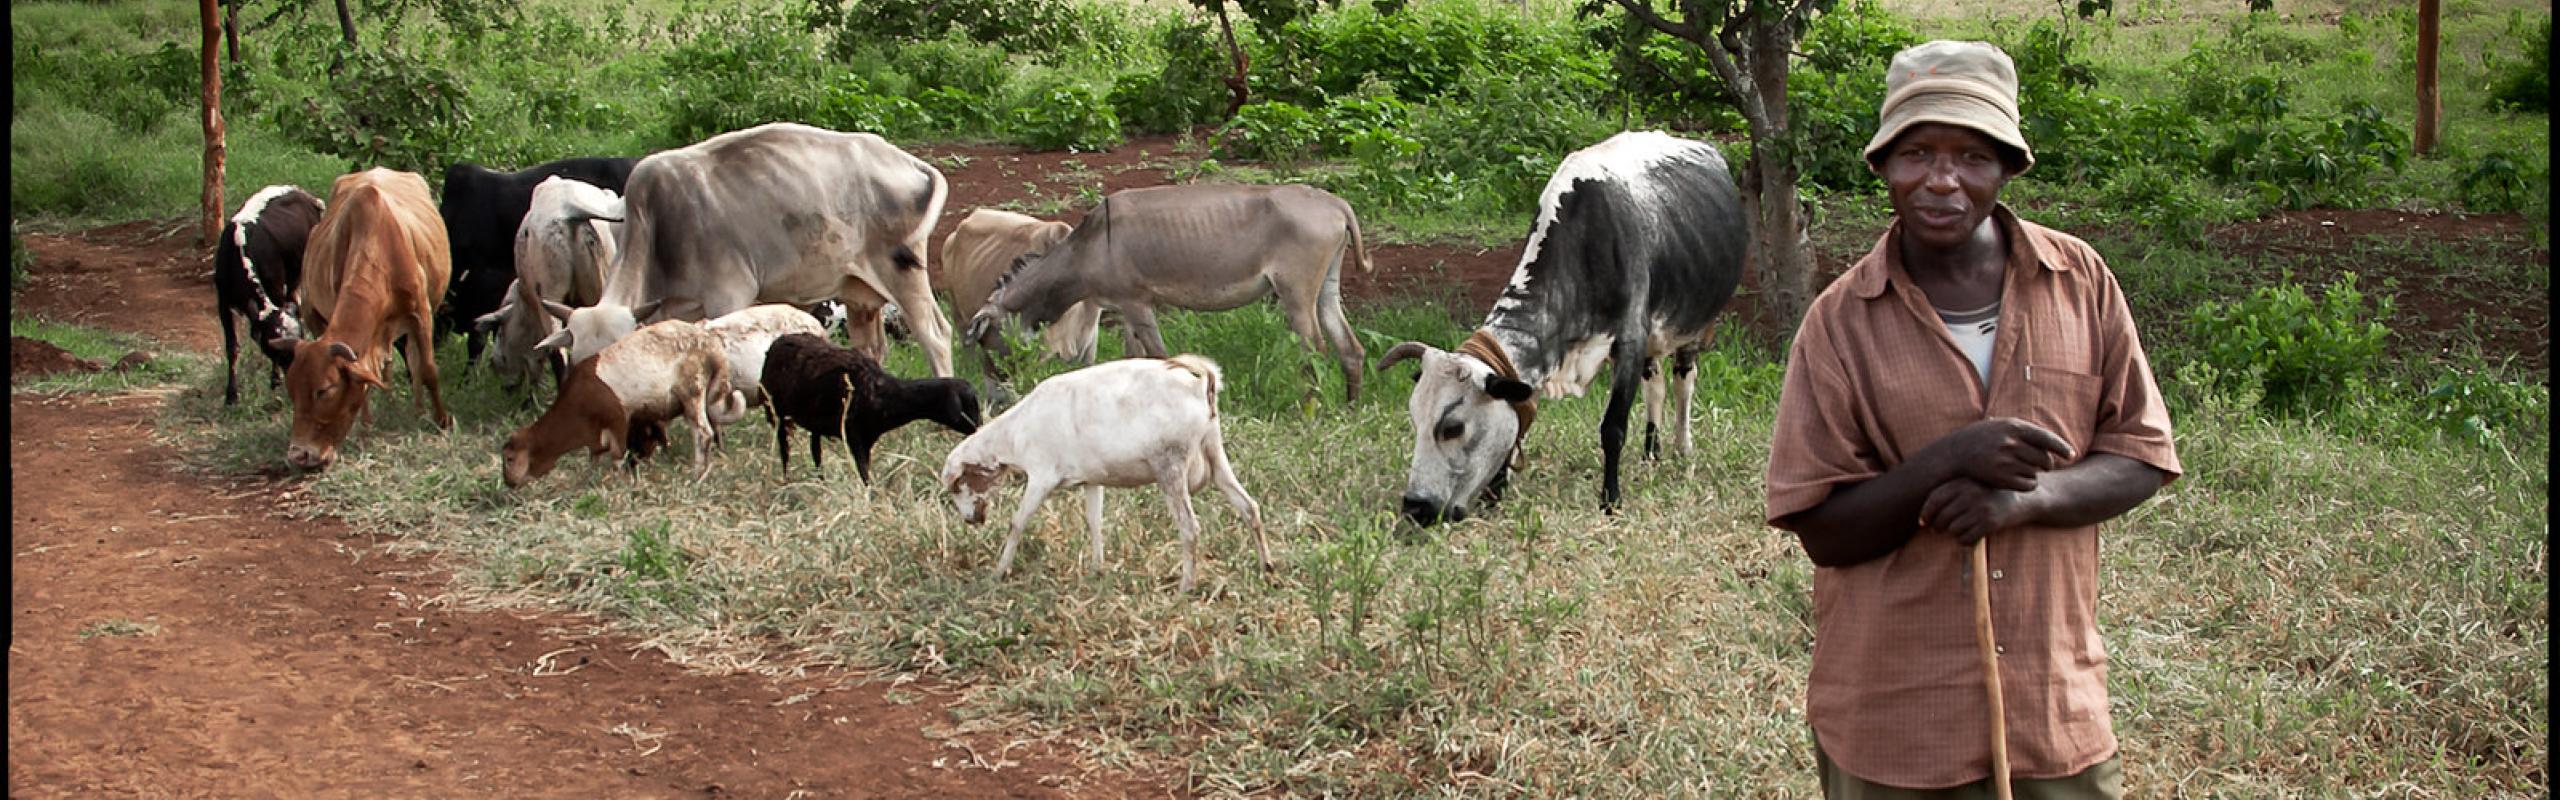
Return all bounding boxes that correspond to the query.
[136,297,2547,797]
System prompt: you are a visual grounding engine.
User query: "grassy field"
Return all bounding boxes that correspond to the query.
[12,0,2550,794]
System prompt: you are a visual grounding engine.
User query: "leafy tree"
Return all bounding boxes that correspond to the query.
[1584,0,1826,327]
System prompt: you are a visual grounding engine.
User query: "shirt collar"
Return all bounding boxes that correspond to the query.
[1849,204,2068,300]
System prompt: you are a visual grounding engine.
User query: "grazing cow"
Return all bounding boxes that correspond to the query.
[1377,131,1744,523]
[556,123,955,378]
[941,208,1094,363]
[966,184,1372,402]
[437,156,638,361]
[939,355,1269,594]
[213,184,324,405]
[473,176,624,391]
[500,319,742,487]
[762,333,981,481]
[284,168,455,471]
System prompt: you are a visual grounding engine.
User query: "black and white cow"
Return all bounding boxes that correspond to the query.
[213,184,325,405]
[1377,131,1745,524]
[436,156,639,361]
[552,123,956,377]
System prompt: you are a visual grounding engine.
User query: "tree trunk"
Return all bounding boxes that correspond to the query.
[223,0,240,63]
[1213,1,1250,122]
[335,0,358,46]
[1744,14,1814,329]
[2414,0,2441,154]
[201,0,227,252]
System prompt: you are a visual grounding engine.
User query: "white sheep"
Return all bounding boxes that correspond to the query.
[939,355,1270,593]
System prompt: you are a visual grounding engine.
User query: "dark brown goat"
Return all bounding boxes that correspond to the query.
[762,333,982,482]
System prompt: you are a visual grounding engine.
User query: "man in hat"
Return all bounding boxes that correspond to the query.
[1763,40,2183,797]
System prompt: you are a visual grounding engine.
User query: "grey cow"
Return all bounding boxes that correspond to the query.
[965,184,1373,402]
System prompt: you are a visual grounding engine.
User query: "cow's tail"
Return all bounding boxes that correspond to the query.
[1344,201,1374,273]
[1166,354,1222,418]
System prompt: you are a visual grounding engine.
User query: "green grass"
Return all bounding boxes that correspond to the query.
[140,295,2544,795]
[75,618,163,639]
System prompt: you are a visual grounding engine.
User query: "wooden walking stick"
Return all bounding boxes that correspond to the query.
[1972,539,2013,800]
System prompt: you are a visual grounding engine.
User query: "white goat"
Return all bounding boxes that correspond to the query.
[939,355,1269,593]
[701,304,825,417]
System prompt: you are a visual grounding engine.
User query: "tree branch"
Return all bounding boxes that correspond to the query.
[1700,24,1761,127]
[1605,0,1700,45]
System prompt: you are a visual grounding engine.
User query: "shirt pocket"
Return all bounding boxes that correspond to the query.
[2017,362,2103,452]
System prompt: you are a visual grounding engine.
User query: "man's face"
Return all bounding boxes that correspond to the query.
[1876,123,2015,252]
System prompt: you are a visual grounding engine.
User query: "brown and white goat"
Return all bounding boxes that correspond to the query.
[939,355,1268,593]
[501,319,743,487]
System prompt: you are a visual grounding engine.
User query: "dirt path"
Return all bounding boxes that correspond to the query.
[8,226,1180,798]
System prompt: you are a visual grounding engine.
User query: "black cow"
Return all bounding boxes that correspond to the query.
[436,156,639,361]
[1377,131,1746,523]
[213,184,326,405]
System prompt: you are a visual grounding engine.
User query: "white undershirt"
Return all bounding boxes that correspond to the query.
[1937,300,2000,386]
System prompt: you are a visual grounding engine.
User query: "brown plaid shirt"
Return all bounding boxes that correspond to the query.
[1765,206,2181,789]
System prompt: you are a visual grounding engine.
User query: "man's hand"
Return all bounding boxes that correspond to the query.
[1934,417,2075,492]
[1920,478,2035,544]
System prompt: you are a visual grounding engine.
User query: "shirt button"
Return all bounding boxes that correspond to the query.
[1996,645,2006,655]
[1991,570,2004,580]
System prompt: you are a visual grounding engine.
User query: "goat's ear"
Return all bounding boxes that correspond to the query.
[540,299,575,323]
[534,329,573,354]
[629,299,664,322]
[1376,341,1431,373]
[1483,375,1533,403]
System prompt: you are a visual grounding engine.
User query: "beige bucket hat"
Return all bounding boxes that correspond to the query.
[1861,40,2035,173]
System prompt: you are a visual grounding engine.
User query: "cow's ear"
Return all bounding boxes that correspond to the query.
[471,308,507,333]
[1483,375,1533,403]
[344,359,388,389]
[629,299,664,322]
[534,329,573,354]
[540,299,575,323]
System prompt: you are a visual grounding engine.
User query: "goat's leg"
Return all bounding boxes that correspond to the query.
[773,413,793,477]
[686,393,715,482]
[1083,485,1107,570]
[1201,429,1271,571]
[1156,461,1205,594]
[994,476,1061,579]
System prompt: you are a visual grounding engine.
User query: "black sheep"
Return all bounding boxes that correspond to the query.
[762,333,982,482]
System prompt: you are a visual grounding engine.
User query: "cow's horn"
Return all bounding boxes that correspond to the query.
[1376,341,1431,372]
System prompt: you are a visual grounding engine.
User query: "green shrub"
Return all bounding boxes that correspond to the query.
[809,0,1080,53]
[1107,16,1231,135]
[2419,366,2550,447]
[1787,0,1923,192]
[1008,79,1122,151]
[2457,152,2539,213]
[659,10,836,145]
[264,41,474,174]
[2186,273,2394,411]
[2488,13,2550,114]
[1217,101,1325,164]
[1407,65,1612,213]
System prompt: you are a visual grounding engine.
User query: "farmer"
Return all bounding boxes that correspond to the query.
[1764,40,2183,798]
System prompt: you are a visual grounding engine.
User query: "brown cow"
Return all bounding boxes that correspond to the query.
[284,168,454,471]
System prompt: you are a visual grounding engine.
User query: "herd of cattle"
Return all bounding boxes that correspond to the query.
[211,121,1744,589]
